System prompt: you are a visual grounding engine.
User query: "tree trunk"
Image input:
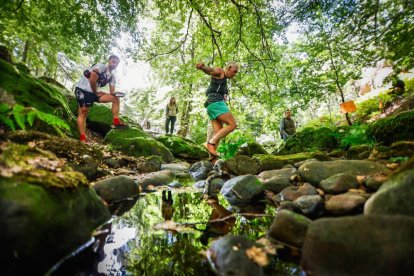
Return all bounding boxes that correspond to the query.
[177,84,193,137]
[22,40,29,63]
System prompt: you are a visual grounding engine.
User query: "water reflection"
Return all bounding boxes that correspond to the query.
[53,189,302,275]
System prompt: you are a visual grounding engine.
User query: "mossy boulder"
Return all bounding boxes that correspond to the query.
[104,127,174,162]
[275,127,338,155]
[0,140,110,274]
[0,59,76,135]
[254,153,313,171]
[236,141,268,156]
[7,130,103,181]
[367,110,414,145]
[157,134,208,159]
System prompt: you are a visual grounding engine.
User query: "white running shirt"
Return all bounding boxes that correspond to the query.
[76,63,117,93]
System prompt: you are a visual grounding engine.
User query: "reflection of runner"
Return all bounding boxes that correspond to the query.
[200,198,236,245]
[161,190,174,221]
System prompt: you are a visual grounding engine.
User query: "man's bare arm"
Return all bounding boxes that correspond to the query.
[89,71,99,95]
[195,62,223,77]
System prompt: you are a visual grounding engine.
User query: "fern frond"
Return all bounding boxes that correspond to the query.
[27,110,38,126]
[0,114,16,130]
[0,103,10,113]
[12,104,26,130]
[36,110,70,136]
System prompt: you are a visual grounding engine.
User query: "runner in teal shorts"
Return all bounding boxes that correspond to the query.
[195,61,240,158]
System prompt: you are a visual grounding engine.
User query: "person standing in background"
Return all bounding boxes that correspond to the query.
[165,97,178,135]
[279,109,296,141]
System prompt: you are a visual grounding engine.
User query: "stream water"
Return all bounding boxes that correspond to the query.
[51,187,302,275]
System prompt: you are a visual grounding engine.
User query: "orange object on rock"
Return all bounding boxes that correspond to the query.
[340,100,356,113]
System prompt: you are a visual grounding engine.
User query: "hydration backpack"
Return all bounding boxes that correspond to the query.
[83,64,113,87]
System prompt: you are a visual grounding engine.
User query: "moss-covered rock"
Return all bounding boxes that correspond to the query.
[0,138,110,274]
[0,59,76,135]
[157,134,208,159]
[275,127,338,155]
[367,110,414,145]
[236,141,268,156]
[254,153,313,171]
[7,130,103,181]
[0,178,110,275]
[104,128,174,162]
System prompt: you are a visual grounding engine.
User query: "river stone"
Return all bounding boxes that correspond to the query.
[136,170,175,190]
[204,177,225,198]
[274,183,318,203]
[225,155,261,175]
[267,210,311,249]
[208,235,263,276]
[325,193,367,215]
[254,153,312,171]
[189,161,213,180]
[364,174,388,191]
[167,181,182,188]
[258,167,297,181]
[136,155,162,173]
[293,195,324,218]
[161,162,191,172]
[193,180,206,188]
[262,176,293,193]
[93,175,139,203]
[364,168,414,216]
[276,201,303,214]
[319,173,359,194]
[0,179,110,275]
[157,134,209,159]
[298,160,389,186]
[236,141,268,156]
[301,215,414,276]
[220,175,264,206]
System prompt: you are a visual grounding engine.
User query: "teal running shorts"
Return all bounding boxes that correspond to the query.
[206,101,230,120]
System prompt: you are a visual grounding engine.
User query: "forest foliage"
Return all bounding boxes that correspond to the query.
[1,0,413,141]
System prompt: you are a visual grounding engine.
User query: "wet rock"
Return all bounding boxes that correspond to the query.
[325,193,367,215]
[167,181,182,188]
[136,170,175,190]
[208,235,264,276]
[161,162,191,172]
[319,173,359,194]
[204,177,225,198]
[220,175,264,206]
[364,174,388,191]
[136,156,162,173]
[267,210,311,249]
[274,183,318,203]
[262,176,293,193]
[364,168,414,216]
[293,195,324,218]
[346,144,372,160]
[298,160,389,186]
[104,157,121,168]
[225,155,261,175]
[193,180,206,188]
[93,175,139,203]
[0,170,110,275]
[189,161,213,180]
[276,201,303,214]
[258,167,297,181]
[301,215,414,276]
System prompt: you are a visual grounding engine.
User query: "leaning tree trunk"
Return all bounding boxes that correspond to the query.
[177,84,193,137]
[328,41,352,126]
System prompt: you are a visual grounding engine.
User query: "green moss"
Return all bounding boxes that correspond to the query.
[277,127,338,154]
[104,128,173,162]
[367,111,414,145]
[157,135,208,159]
[0,60,77,135]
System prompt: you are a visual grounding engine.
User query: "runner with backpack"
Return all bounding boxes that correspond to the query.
[74,55,128,143]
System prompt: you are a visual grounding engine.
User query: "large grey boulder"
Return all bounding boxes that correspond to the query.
[301,215,414,276]
[364,168,414,216]
[319,173,359,194]
[225,155,261,175]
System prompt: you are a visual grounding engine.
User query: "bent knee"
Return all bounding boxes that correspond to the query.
[79,108,89,116]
